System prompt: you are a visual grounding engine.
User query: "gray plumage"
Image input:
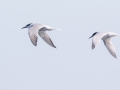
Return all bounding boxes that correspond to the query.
[22,23,61,48]
[89,32,118,58]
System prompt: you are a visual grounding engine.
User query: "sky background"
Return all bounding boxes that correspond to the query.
[0,0,120,90]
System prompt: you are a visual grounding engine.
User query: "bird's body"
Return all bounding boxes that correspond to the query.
[22,23,61,48]
[89,32,118,58]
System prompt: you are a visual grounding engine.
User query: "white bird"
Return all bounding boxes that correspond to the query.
[89,32,118,58]
[22,23,61,48]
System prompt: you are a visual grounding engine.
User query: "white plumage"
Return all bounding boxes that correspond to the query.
[22,23,61,48]
[89,32,118,58]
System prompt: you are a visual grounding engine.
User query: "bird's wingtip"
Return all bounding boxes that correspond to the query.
[92,43,95,50]
[54,46,57,48]
[33,44,37,46]
[114,55,117,59]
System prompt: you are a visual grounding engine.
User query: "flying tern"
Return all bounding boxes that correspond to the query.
[89,32,118,58]
[22,23,61,48]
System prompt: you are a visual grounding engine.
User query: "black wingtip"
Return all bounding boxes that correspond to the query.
[53,46,57,48]
[92,43,95,50]
[114,55,117,59]
[33,44,37,46]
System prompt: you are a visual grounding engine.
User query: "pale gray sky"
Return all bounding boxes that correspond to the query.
[0,0,120,90]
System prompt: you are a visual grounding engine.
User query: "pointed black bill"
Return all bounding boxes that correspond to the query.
[88,36,92,39]
[21,27,25,29]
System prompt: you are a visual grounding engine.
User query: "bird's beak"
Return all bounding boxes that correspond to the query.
[88,36,92,39]
[21,27,25,29]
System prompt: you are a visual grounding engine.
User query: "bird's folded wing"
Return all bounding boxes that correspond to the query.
[38,31,56,48]
[103,38,117,58]
[92,33,108,49]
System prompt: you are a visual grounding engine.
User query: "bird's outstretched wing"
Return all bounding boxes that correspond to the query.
[38,31,56,48]
[92,32,108,49]
[28,24,41,46]
[103,38,117,58]
[29,34,38,46]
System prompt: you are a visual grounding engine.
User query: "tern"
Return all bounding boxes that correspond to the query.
[22,23,61,48]
[89,32,118,58]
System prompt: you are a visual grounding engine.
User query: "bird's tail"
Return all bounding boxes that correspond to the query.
[48,27,61,31]
[44,25,62,31]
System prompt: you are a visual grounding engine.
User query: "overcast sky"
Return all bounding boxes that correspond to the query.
[0,0,120,90]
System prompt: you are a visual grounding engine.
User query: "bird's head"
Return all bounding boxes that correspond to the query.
[89,32,98,39]
[22,23,33,29]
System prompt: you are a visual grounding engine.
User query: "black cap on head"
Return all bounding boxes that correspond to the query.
[89,32,97,39]
[26,23,32,26]
[21,23,32,29]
